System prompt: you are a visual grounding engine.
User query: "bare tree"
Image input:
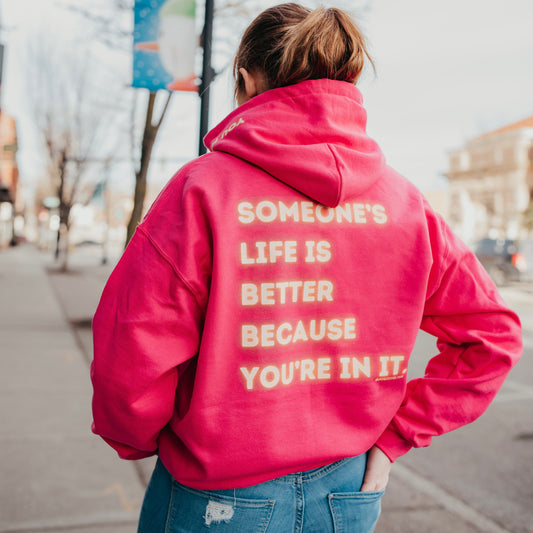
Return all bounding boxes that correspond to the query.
[68,0,373,246]
[66,0,175,245]
[126,90,172,244]
[28,39,118,270]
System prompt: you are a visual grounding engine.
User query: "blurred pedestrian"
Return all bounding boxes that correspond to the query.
[91,4,522,532]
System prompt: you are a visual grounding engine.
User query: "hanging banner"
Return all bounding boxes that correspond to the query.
[133,0,198,92]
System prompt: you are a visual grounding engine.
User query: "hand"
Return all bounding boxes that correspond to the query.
[360,445,392,492]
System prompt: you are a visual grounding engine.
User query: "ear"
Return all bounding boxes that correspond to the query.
[239,68,259,101]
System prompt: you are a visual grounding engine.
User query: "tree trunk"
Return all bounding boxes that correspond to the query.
[125,90,172,247]
[60,222,70,272]
[55,151,68,261]
[58,202,71,271]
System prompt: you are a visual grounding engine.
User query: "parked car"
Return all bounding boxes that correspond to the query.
[474,238,533,285]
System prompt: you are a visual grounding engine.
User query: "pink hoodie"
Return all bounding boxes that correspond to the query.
[91,79,522,490]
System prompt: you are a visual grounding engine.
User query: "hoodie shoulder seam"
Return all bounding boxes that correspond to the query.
[424,206,452,302]
[137,225,203,310]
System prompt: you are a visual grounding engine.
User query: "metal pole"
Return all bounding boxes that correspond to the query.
[198,0,215,156]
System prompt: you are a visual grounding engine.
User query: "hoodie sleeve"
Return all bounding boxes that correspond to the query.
[376,209,522,462]
[90,226,205,459]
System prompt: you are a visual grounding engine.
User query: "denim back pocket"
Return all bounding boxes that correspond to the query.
[328,490,384,533]
[167,481,275,532]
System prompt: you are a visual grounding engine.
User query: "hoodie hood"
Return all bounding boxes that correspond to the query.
[204,79,386,208]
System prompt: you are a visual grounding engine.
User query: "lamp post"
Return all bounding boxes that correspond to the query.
[198,0,215,156]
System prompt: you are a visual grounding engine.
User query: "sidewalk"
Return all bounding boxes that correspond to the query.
[0,243,148,533]
[0,243,519,533]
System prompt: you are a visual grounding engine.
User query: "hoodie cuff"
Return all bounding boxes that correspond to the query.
[375,426,413,462]
[92,422,158,461]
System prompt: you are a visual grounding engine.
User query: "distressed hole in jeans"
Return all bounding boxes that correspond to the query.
[204,500,235,526]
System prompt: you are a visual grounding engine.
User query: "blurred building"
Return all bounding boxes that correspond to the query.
[0,110,19,246]
[445,116,533,245]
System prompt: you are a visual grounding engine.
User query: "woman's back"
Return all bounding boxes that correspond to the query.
[91,4,522,531]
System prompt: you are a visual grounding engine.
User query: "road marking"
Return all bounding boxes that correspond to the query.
[493,380,533,403]
[103,483,140,511]
[393,463,512,533]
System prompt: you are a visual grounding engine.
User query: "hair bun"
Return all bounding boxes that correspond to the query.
[234,3,373,101]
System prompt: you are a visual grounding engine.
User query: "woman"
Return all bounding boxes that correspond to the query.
[91,4,522,532]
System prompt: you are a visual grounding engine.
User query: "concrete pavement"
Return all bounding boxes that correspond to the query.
[1,242,529,532]
[0,243,149,533]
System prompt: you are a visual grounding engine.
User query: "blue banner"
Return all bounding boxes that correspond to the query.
[133,0,197,92]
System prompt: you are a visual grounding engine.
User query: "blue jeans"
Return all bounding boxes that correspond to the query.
[138,454,384,532]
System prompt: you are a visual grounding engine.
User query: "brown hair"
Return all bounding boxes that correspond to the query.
[234,3,374,101]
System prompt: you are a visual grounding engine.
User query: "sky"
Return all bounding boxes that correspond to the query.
[2,0,533,197]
